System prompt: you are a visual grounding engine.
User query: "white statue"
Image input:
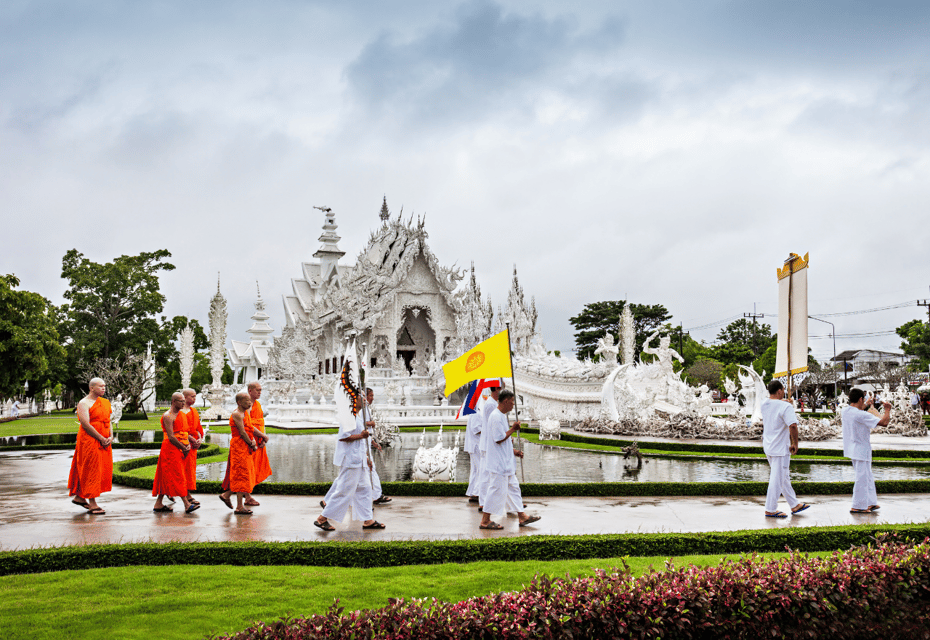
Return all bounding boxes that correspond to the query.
[110,394,124,430]
[539,418,561,440]
[411,426,459,481]
[641,330,684,372]
[594,331,619,366]
[179,324,195,390]
[141,341,156,413]
[619,305,635,365]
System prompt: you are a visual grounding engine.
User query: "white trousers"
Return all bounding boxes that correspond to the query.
[325,462,381,502]
[484,471,524,518]
[765,454,799,513]
[477,452,491,505]
[465,449,482,497]
[851,459,877,510]
[321,465,373,523]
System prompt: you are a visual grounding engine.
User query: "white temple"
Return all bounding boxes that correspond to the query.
[227,283,274,384]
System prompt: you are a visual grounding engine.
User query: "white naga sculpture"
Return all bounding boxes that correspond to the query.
[736,365,766,424]
[141,342,156,413]
[538,417,561,440]
[411,426,459,482]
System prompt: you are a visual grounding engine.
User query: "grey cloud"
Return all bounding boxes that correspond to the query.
[345,0,629,125]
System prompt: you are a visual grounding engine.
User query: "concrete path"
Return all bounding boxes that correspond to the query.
[1,449,928,550]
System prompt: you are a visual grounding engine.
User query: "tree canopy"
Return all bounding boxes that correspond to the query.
[0,274,65,398]
[897,319,930,370]
[59,249,175,391]
[570,301,672,361]
[711,318,774,366]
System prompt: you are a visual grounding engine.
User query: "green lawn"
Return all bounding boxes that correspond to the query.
[1,551,828,640]
[0,415,157,437]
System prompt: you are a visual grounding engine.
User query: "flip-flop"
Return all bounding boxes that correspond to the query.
[362,521,386,529]
[519,515,541,527]
[188,499,200,505]
[88,507,106,515]
[468,496,479,503]
[850,508,874,514]
[234,509,253,515]
[185,504,200,513]
[869,505,881,511]
[152,506,173,513]
[313,519,334,531]
[373,496,392,504]
[791,503,811,514]
[479,522,503,530]
[219,494,233,510]
[319,500,326,509]
[245,500,260,506]
[72,499,90,510]
[765,511,788,518]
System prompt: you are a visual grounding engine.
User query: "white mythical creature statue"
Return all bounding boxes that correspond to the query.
[110,394,124,430]
[538,417,561,440]
[736,365,767,425]
[640,330,684,404]
[411,426,460,482]
[594,331,619,366]
[723,376,738,403]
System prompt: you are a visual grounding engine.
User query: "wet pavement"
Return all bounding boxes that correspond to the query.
[1,449,929,550]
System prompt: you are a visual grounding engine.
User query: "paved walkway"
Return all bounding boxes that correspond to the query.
[1,449,928,550]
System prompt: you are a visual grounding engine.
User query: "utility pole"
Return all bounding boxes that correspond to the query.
[678,324,684,356]
[918,299,930,323]
[744,304,765,356]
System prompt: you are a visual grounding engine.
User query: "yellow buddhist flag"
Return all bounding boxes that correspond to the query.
[443,329,513,397]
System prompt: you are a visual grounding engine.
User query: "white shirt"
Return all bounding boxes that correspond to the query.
[478,395,498,453]
[761,398,798,456]
[464,410,483,455]
[485,408,515,475]
[334,413,366,468]
[842,406,880,461]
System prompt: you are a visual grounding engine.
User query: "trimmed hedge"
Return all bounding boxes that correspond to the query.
[0,441,166,452]
[2,524,930,577]
[218,537,930,640]
[111,450,930,497]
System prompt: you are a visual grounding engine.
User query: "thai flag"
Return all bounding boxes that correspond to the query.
[455,378,502,419]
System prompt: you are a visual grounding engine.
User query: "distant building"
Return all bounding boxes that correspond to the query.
[830,349,915,390]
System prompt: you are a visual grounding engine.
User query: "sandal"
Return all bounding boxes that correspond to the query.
[869,504,880,511]
[188,499,200,506]
[373,496,392,504]
[519,515,541,527]
[479,522,503,530]
[791,503,811,514]
[313,519,334,531]
[88,507,106,515]
[152,506,173,513]
[319,500,326,509]
[850,508,874,514]
[362,521,386,529]
[234,509,253,515]
[245,499,260,507]
[71,498,90,510]
[219,494,233,510]
[185,504,200,513]
[765,511,788,518]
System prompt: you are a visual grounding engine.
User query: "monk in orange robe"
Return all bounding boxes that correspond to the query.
[152,393,198,513]
[181,388,204,506]
[220,391,263,514]
[247,381,272,505]
[68,377,113,515]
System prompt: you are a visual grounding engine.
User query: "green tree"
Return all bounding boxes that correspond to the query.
[570,301,672,361]
[711,318,774,366]
[752,339,778,384]
[59,249,175,390]
[897,319,930,370]
[155,317,210,399]
[684,357,724,389]
[0,275,66,398]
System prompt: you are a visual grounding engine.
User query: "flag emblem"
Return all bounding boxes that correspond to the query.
[466,352,485,372]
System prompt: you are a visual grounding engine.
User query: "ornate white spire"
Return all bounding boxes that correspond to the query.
[208,275,228,387]
[380,195,390,223]
[312,205,345,289]
[248,281,274,346]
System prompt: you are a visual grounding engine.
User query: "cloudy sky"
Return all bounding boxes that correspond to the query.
[3,0,929,362]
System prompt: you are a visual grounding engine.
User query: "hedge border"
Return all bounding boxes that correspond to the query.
[2,523,929,577]
[111,447,930,497]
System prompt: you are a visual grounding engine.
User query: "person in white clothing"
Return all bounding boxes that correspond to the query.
[464,405,484,503]
[479,389,541,530]
[476,384,503,511]
[761,380,810,518]
[314,394,384,531]
[843,387,891,514]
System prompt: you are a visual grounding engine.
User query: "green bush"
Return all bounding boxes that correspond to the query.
[2,523,929,577]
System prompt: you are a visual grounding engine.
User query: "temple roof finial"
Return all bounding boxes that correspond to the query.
[380,195,390,222]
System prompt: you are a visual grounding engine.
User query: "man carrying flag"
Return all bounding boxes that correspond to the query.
[314,339,385,532]
[461,378,499,503]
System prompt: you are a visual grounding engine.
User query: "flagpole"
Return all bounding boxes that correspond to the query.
[505,322,525,483]
[352,336,374,489]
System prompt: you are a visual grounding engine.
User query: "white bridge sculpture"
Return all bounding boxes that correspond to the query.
[538,418,562,440]
[411,426,460,482]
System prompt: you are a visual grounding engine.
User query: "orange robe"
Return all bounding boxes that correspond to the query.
[151,413,189,498]
[184,407,203,491]
[228,412,256,493]
[68,397,113,499]
[250,400,272,484]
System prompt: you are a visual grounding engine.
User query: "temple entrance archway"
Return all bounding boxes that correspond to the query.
[396,306,435,374]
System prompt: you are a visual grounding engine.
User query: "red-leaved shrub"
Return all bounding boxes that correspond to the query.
[218,536,930,639]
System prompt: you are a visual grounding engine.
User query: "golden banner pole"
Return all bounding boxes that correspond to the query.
[505,322,525,483]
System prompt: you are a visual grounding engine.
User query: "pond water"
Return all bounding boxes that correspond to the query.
[0,431,162,447]
[196,432,930,484]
